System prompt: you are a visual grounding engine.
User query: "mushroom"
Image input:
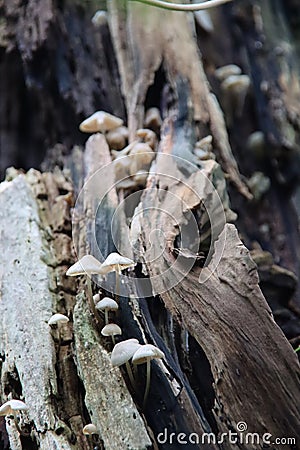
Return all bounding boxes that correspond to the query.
[247,131,265,160]
[101,323,122,344]
[214,64,242,81]
[0,399,28,435]
[113,155,132,182]
[195,135,213,151]
[66,255,104,321]
[132,344,165,407]
[91,10,107,27]
[144,108,162,132]
[79,111,123,133]
[111,338,142,387]
[48,313,69,347]
[100,252,135,301]
[220,74,251,119]
[194,10,214,33]
[129,142,155,176]
[136,128,157,150]
[106,126,129,150]
[83,423,98,435]
[48,313,69,326]
[96,297,119,324]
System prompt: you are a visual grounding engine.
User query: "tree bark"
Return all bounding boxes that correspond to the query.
[0,1,300,449]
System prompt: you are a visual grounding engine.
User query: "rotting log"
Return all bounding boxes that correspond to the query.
[0,172,152,450]
[0,0,300,449]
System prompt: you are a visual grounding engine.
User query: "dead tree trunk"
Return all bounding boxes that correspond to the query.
[0,1,300,449]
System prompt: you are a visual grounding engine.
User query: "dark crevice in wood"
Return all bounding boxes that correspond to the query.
[144,64,167,113]
[3,367,22,398]
[19,433,39,450]
[188,336,218,435]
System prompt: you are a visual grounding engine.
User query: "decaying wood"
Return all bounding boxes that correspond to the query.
[109,0,252,199]
[0,171,151,449]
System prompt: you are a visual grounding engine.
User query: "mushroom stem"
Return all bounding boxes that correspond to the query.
[115,269,120,303]
[86,277,101,322]
[125,361,136,389]
[143,359,151,408]
[12,411,24,436]
[112,335,116,345]
[133,363,138,380]
[57,328,62,349]
[104,309,109,325]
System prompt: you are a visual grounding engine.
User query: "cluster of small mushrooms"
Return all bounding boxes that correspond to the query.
[0,252,165,439]
[64,252,165,437]
[0,54,254,441]
[79,108,161,193]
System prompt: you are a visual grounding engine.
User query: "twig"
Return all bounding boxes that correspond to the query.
[130,0,232,12]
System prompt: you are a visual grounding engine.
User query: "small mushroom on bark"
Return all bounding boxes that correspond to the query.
[101,323,122,344]
[79,111,123,133]
[100,252,135,301]
[136,128,157,150]
[91,10,107,27]
[106,126,129,150]
[220,74,251,122]
[144,107,162,132]
[132,344,165,407]
[96,297,119,324]
[214,64,242,81]
[129,143,155,176]
[0,399,29,435]
[83,423,98,435]
[111,338,142,387]
[66,255,104,321]
[48,313,70,347]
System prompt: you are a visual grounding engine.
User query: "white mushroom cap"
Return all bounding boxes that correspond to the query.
[194,10,214,33]
[101,323,122,337]
[106,126,129,150]
[48,313,69,326]
[91,10,107,26]
[144,107,162,130]
[132,344,164,365]
[96,297,119,311]
[79,111,123,133]
[136,128,157,150]
[83,423,98,435]
[100,252,135,274]
[0,400,28,416]
[66,255,104,276]
[111,339,142,367]
[221,74,250,93]
[215,64,242,81]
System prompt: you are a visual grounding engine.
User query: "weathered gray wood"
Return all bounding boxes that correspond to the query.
[0,175,75,449]
[0,172,151,449]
